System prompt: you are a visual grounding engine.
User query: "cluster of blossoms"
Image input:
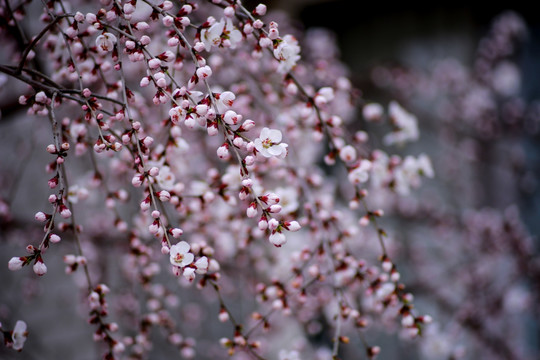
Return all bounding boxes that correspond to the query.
[3,1,534,360]
[366,11,539,360]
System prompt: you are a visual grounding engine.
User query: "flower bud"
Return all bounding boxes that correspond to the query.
[8,257,25,271]
[33,258,47,276]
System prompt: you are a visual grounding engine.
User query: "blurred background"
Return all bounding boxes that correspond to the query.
[2,0,540,359]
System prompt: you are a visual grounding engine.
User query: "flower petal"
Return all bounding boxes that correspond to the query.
[181,252,194,267]
[268,129,282,143]
[176,240,190,253]
[253,138,263,152]
[260,127,270,139]
[267,145,284,156]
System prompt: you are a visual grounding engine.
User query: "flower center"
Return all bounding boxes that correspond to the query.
[262,138,274,149]
[173,253,184,264]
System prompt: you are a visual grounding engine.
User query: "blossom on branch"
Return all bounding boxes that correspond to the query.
[254,127,288,158]
[169,241,194,268]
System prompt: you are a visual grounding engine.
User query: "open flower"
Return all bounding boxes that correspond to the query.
[383,101,419,145]
[254,128,288,158]
[95,32,117,53]
[201,19,225,51]
[169,241,194,268]
[223,18,242,48]
[273,35,301,73]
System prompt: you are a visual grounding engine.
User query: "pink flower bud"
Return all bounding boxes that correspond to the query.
[253,19,264,29]
[33,258,47,276]
[86,12,97,24]
[49,234,61,243]
[60,206,72,219]
[245,155,255,166]
[168,36,180,47]
[223,110,240,125]
[148,58,161,69]
[196,65,212,79]
[171,228,183,238]
[246,202,258,218]
[149,167,159,177]
[259,36,272,48]
[46,144,57,153]
[140,198,150,211]
[35,211,47,222]
[268,218,279,231]
[269,231,286,247]
[268,28,279,40]
[267,204,282,213]
[162,15,174,27]
[218,308,229,322]
[183,267,196,281]
[8,257,25,271]
[132,174,143,187]
[148,221,159,234]
[255,4,267,16]
[158,191,171,202]
[196,104,208,116]
[194,41,206,52]
[74,12,84,22]
[243,23,253,34]
[237,120,254,132]
[123,3,135,14]
[285,221,301,232]
[258,217,268,230]
[224,6,235,17]
[163,1,174,11]
[358,215,369,227]
[217,144,230,160]
[35,91,47,103]
[139,76,150,87]
[140,35,151,45]
[401,314,415,327]
[339,145,357,163]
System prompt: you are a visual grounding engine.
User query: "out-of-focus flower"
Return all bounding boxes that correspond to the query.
[383,101,419,145]
[12,320,28,351]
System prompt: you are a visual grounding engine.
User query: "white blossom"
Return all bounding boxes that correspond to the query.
[169,241,194,267]
[254,127,288,158]
[201,19,225,51]
[273,35,301,73]
[383,101,419,145]
[348,159,372,184]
